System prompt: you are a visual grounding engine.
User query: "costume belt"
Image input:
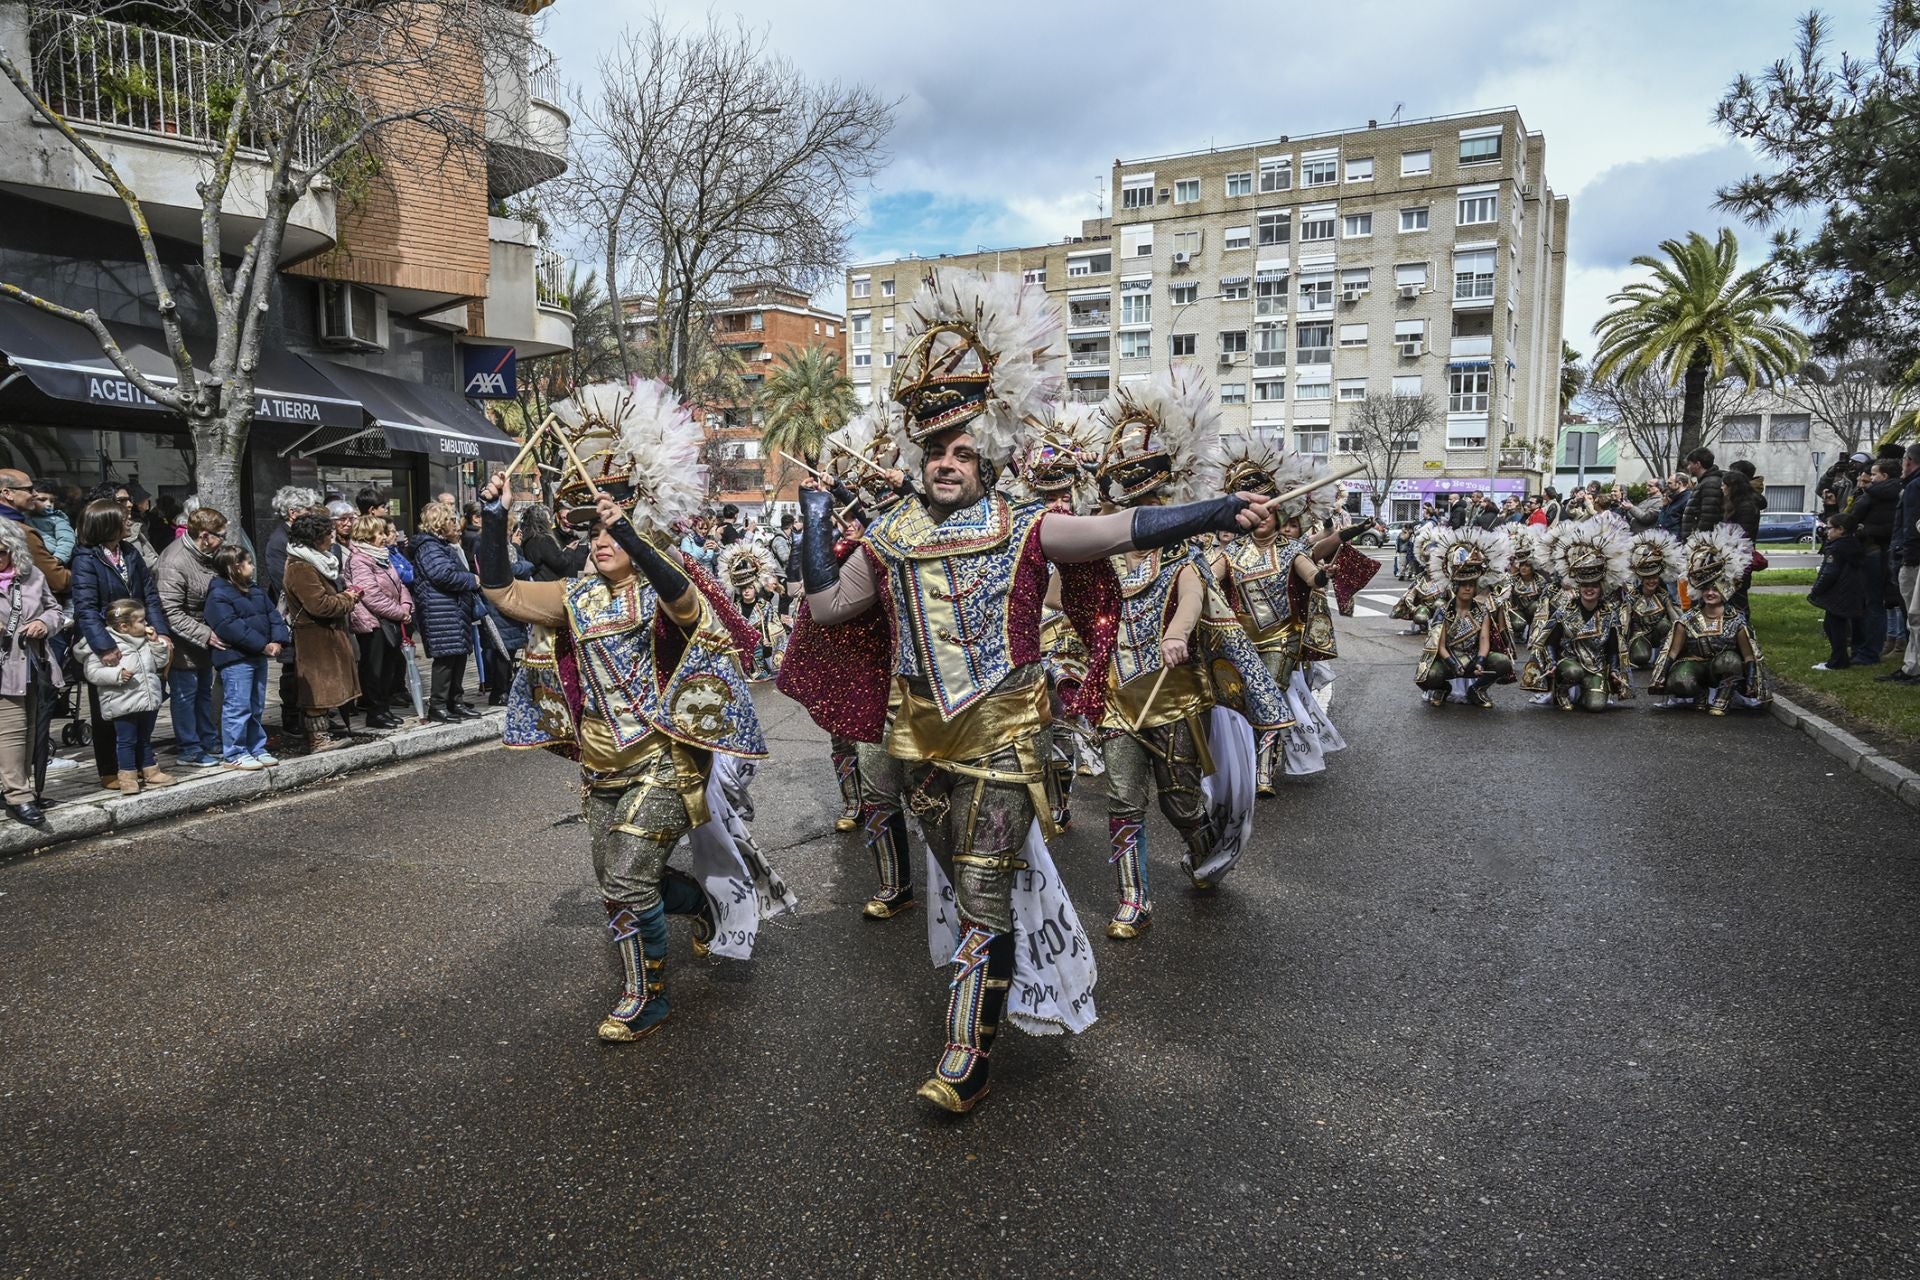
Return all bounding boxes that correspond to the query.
[891,666,1059,841]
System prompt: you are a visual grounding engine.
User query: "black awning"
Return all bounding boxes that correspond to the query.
[0,296,362,429]
[301,357,519,463]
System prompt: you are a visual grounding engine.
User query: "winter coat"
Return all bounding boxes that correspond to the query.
[203,578,289,670]
[0,504,71,596]
[262,521,292,601]
[1682,469,1725,536]
[1895,473,1920,570]
[283,555,360,712]
[1808,533,1869,620]
[1656,490,1689,535]
[0,564,65,696]
[479,554,534,655]
[408,533,478,658]
[69,542,167,656]
[1722,487,1761,544]
[1849,477,1902,552]
[153,535,222,669]
[25,508,75,565]
[77,628,171,720]
[521,530,586,582]
[344,543,413,634]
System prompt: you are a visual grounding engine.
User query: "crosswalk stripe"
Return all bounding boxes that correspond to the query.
[1349,604,1386,617]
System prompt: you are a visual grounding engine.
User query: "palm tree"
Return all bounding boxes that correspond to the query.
[1591,229,1807,461]
[1560,340,1584,416]
[757,344,857,488]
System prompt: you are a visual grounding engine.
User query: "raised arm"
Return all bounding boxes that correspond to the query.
[1039,494,1266,564]
[797,486,879,624]
[475,485,566,627]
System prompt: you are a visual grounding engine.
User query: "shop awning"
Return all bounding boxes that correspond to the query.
[0,296,362,429]
[301,357,518,463]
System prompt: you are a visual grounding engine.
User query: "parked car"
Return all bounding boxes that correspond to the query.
[1756,511,1817,544]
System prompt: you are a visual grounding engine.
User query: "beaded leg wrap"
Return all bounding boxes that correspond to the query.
[916,924,1013,1114]
[832,744,862,832]
[861,804,917,919]
[1107,815,1151,939]
[659,868,715,957]
[1255,729,1280,797]
[598,901,670,1043]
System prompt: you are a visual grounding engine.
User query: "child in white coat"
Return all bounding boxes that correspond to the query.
[77,597,176,793]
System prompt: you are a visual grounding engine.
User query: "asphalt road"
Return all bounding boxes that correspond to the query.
[3,607,1915,1278]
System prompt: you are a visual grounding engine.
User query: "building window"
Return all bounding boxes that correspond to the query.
[1343,212,1373,238]
[1296,377,1331,401]
[1453,249,1497,300]
[1170,333,1197,358]
[881,279,895,298]
[1226,170,1252,197]
[851,277,871,299]
[1395,319,1427,351]
[814,320,821,334]
[1338,322,1368,346]
[1120,279,1152,325]
[1119,330,1153,359]
[1121,173,1155,209]
[851,314,871,346]
[1023,267,1046,285]
[1298,274,1333,312]
[1258,157,1292,193]
[1174,178,1201,203]
[884,352,896,366]
[1346,156,1374,183]
[1457,192,1498,225]
[1769,484,1807,511]
[1121,224,1154,258]
[1448,365,1491,413]
[1219,330,1248,354]
[1459,131,1502,165]
[1220,382,1247,405]
[1253,322,1286,367]
[1224,225,1251,251]
[1257,209,1291,246]
[1255,268,1289,316]
[1296,322,1333,364]
[1170,282,1198,305]
[1337,377,1368,401]
[882,315,894,332]
[1302,158,1338,187]
[1721,415,1761,443]
[1296,430,1330,457]
[1395,262,1429,292]
[1768,414,1811,442]
[1392,374,1423,396]
[1219,275,1250,301]
[749,312,764,330]
[1340,268,1372,298]
[1299,208,1336,241]
[853,352,872,368]
[1254,379,1286,401]
[826,324,836,338]
[1400,207,1429,232]
[1402,149,1432,176]
[1068,252,1112,276]
[1173,230,1202,256]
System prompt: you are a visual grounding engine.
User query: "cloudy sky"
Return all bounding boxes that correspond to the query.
[541,0,1875,351]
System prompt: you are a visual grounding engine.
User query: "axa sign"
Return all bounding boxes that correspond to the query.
[461,344,517,400]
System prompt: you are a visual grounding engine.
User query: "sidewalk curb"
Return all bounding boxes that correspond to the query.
[0,714,505,861]
[1770,694,1920,812]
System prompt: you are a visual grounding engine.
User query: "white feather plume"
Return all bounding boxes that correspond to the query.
[1009,400,1102,508]
[1628,528,1685,581]
[1097,366,1224,504]
[1684,525,1755,589]
[1547,515,1632,589]
[1508,524,1545,566]
[1262,448,1337,526]
[890,268,1065,471]
[716,541,774,589]
[1426,525,1514,581]
[554,379,707,532]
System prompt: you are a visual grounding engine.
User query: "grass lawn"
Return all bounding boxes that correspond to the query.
[1750,593,1920,743]
[1751,567,1816,586]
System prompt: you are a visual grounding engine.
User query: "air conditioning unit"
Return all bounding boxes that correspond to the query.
[1396,340,1424,358]
[1341,285,1369,302]
[1159,187,1171,202]
[1172,251,1191,266]
[319,283,383,350]
[1398,283,1422,299]
[1218,354,1236,369]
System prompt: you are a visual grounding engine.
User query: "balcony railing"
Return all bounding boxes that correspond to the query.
[1067,310,1111,328]
[529,43,561,105]
[29,10,319,166]
[1068,352,1111,368]
[536,248,573,311]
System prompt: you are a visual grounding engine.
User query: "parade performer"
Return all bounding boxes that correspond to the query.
[1495,525,1553,651]
[1392,525,1447,635]
[1092,371,1290,936]
[1414,526,1515,708]
[1525,516,1633,712]
[479,381,793,1045]
[717,542,785,680]
[789,268,1276,1113]
[1649,526,1773,714]
[1624,529,1683,671]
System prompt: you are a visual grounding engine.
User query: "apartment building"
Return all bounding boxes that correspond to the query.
[0,2,574,537]
[847,107,1568,524]
[1605,390,1853,515]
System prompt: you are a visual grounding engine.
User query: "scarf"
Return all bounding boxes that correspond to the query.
[354,541,392,568]
[286,542,340,584]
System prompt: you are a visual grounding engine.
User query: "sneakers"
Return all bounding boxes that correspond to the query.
[1873,669,1919,684]
[182,755,223,770]
[1811,661,1851,672]
[224,757,265,772]
[253,752,281,766]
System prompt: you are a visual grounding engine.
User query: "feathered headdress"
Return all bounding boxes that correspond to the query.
[1411,524,1445,563]
[1261,448,1338,527]
[1009,400,1101,509]
[1548,516,1632,589]
[1219,435,1285,500]
[1509,524,1545,569]
[716,542,774,592]
[825,398,904,506]
[1094,366,1224,506]
[1427,525,1513,584]
[1628,528,1684,582]
[889,268,1065,470]
[552,379,706,532]
[1683,525,1754,596]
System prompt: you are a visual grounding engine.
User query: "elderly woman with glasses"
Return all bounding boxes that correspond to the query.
[0,518,65,827]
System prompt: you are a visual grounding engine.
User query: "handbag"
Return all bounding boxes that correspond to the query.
[1751,550,1769,572]
[1,579,28,697]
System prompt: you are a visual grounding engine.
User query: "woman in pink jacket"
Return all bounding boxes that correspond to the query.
[345,515,413,729]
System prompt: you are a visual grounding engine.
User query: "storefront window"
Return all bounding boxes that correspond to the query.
[0,424,195,521]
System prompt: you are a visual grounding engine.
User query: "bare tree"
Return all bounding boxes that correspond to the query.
[1777,340,1915,455]
[562,15,893,397]
[1580,363,1762,478]
[1344,393,1438,520]
[0,1,523,519]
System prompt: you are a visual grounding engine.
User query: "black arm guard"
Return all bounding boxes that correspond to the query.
[1129,495,1249,550]
[1339,521,1372,542]
[798,487,842,593]
[608,518,692,601]
[1312,567,1330,587]
[477,500,514,590]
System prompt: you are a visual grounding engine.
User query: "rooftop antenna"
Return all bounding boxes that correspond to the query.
[1095,172,1105,218]
[1390,102,1404,123]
